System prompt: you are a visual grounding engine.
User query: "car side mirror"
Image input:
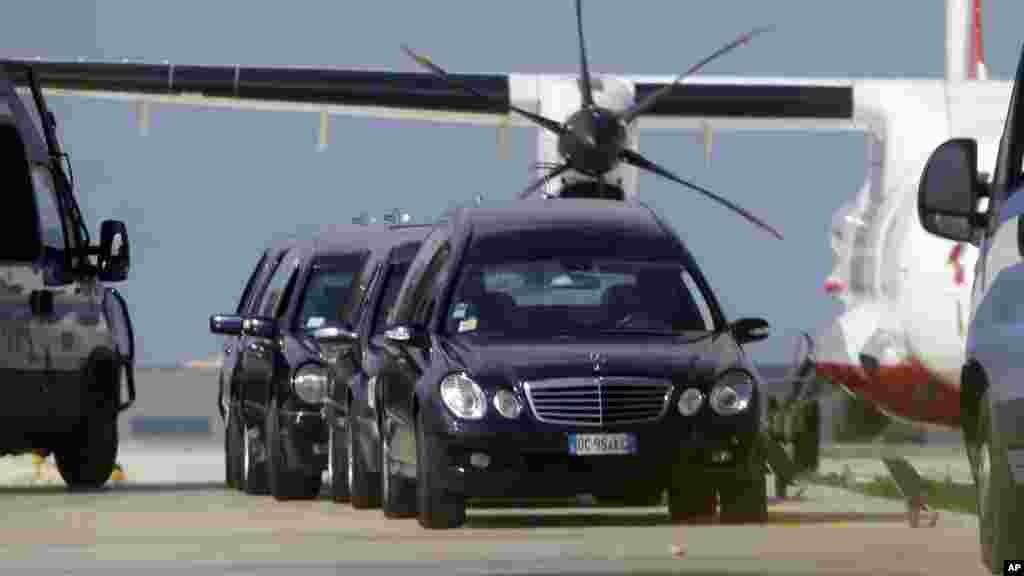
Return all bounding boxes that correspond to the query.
[313,325,359,343]
[918,138,981,243]
[210,314,243,336]
[385,324,428,347]
[243,316,280,340]
[98,219,130,282]
[731,317,771,345]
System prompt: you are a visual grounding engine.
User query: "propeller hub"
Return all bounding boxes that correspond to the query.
[558,107,626,176]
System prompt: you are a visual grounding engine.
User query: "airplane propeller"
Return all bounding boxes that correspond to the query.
[401,0,783,241]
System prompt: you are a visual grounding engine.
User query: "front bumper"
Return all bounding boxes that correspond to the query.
[427,407,759,498]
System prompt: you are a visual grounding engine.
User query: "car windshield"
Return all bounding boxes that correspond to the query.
[297,257,364,331]
[444,258,717,338]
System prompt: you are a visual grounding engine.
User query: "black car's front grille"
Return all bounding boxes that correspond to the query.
[522,377,672,426]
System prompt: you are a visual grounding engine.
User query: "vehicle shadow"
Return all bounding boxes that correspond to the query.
[0,481,226,495]
[464,508,914,530]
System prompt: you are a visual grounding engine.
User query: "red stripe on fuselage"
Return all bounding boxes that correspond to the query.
[815,360,960,429]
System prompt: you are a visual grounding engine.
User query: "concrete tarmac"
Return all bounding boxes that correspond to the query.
[0,440,988,576]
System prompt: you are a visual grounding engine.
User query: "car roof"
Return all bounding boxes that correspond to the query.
[449,199,688,261]
[285,223,431,261]
[454,198,667,238]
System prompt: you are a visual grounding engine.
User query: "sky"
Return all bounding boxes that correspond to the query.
[2,1,1024,367]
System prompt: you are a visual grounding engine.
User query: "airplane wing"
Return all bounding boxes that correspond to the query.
[0,59,859,133]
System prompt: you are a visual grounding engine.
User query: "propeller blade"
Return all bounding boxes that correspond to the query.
[618,26,772,124]
[575,0,595,107]
[620,149,783,240]
[521,163,571,199]
[400,44,566,136]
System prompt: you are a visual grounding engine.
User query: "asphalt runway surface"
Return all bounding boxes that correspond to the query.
[0,440,988,576]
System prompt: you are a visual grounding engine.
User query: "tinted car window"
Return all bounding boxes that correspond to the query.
[372,262,412,335]
[258,252,298,317]
[236,251,269,315]
[445,239,715,336]
[296,254,366,330]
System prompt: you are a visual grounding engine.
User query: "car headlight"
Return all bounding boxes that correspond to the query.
[440,372,486,420]
[292,364,329,404]
[493,389,522,419]
[709,370,755,416]
[677,388,704,416]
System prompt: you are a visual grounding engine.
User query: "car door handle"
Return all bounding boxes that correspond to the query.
[248,342,260,352]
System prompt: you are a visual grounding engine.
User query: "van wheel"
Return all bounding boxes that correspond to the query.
[975,391,1024,573]
[415,410,465,529]
[56,410,118,490]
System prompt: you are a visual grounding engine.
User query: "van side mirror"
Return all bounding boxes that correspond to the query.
[918,138,981,243]
[731,317,771,345]
[98,220,130,282]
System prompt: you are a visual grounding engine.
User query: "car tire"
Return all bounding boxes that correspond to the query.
[348,407,381,509]
[328,419,350,503]
[667,451,716,524]
[266,397,321,501]
[975,391,1024,573]
[56,402,119,491]
[719,445,768,524]
[415,410,466,529]
[225,404,244,490]
[241,419,269,495]
[380,414,416,519]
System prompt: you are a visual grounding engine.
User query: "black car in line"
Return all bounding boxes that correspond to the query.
[215,235,297,494]
[211,225,400,501]
[326,224,430,509]
[375,199,772,528]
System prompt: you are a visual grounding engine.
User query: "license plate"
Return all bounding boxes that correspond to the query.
[568,433,637,456]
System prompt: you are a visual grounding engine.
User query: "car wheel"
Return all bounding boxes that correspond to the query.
[415,410,466,529]
[328,418,350,503]
[667,451,716,524]
[225,404,244,489]
[975,391,1023,573]
[380,414,416,518]
[266,397,321,501]
[348,406,381,509]
[719,445,768,524]
[56,401,119,491]
[241,419,269,495]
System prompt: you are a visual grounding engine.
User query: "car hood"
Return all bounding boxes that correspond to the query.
[437,334,743,387]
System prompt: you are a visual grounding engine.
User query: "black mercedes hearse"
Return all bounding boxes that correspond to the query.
[210,225,400,501]
[375,199,772,528]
